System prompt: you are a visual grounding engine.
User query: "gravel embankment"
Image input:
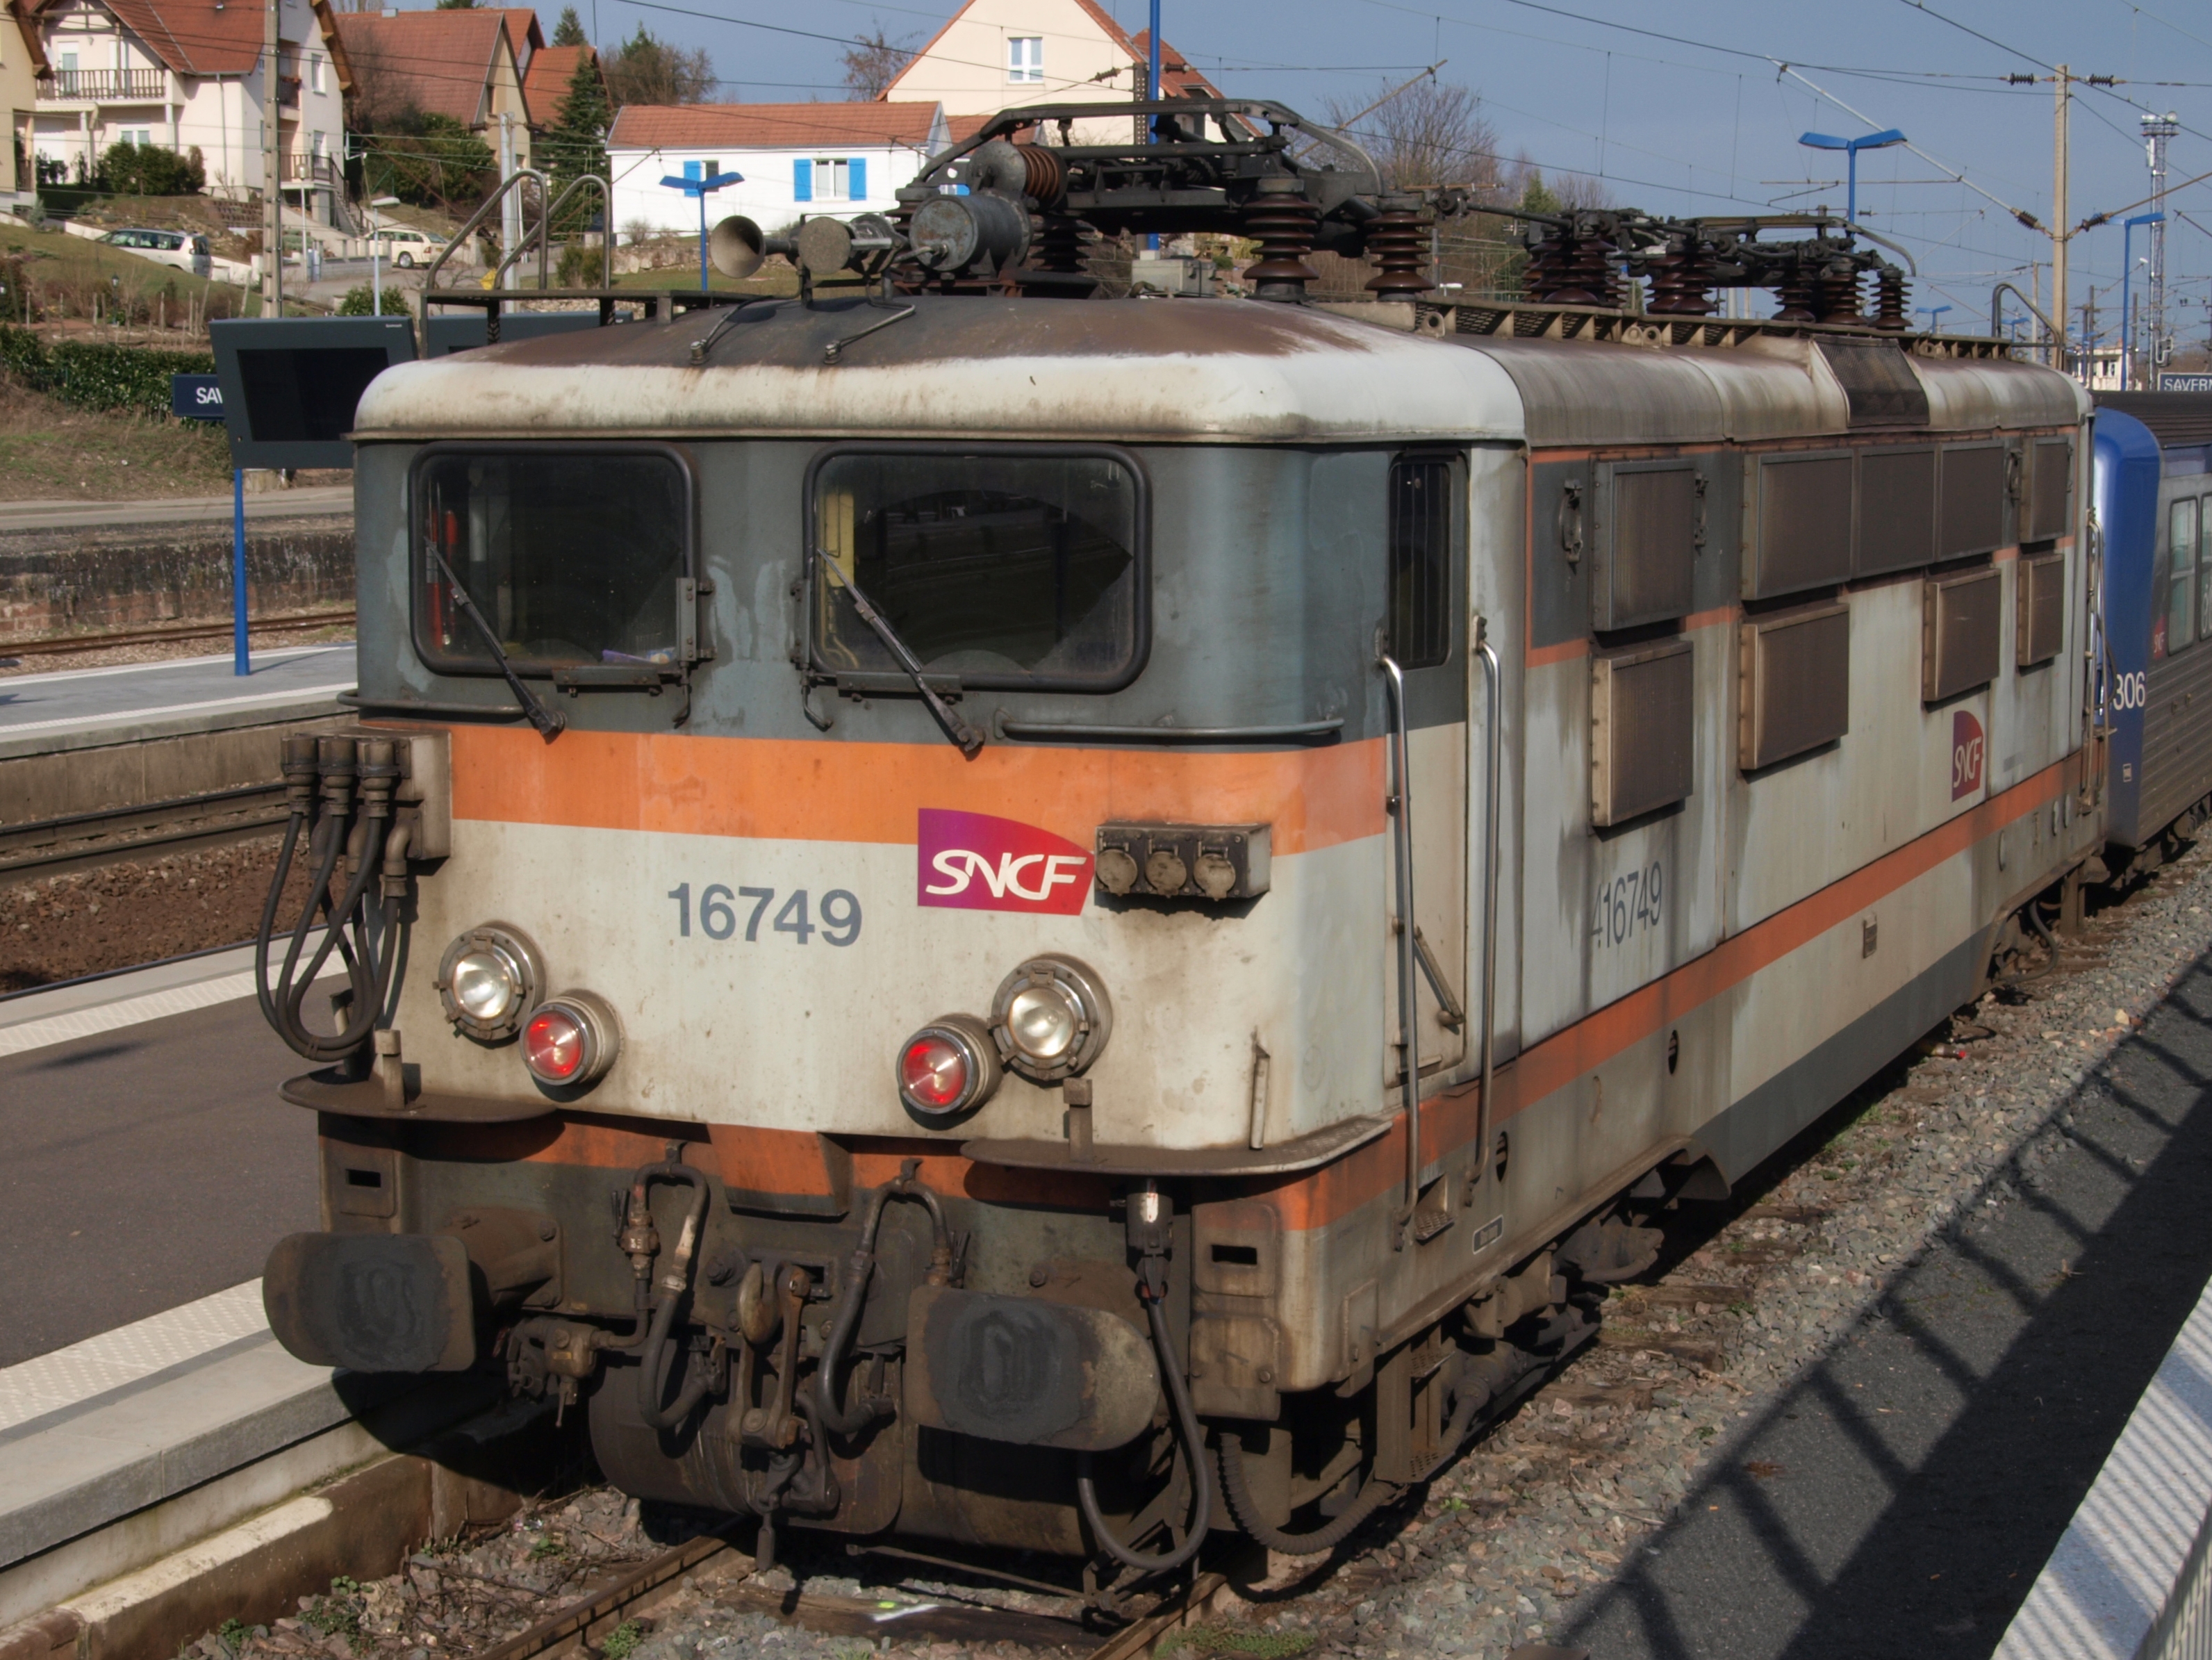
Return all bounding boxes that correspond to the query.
[187,841,2212,1660]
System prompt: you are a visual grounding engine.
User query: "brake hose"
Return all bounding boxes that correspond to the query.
[631,1160,711,1430]
[1076,1293,1214,1572]
[814,1159,951,1435]
[1075,1182,1214,1574]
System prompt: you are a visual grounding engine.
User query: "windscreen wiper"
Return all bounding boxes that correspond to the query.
[428,543,567,742]
[813,550,983,757]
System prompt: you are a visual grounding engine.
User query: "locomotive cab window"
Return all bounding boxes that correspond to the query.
[413,449,691,673]
[2167,496,2199,657]
[809,448,1144,690]
[2197,496,2212,643]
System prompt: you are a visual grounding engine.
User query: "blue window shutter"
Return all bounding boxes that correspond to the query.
[683,159,701,181]
[793,158,812,202]
[848,156,866,200]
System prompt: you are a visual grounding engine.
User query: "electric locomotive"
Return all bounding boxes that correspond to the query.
[254,99,2098,1586]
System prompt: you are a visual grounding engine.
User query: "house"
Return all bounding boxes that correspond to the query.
[606,101,947,240]
[521,40,599,133]
[333,8,535,174]
[5,1,51,208]
[881,0,1215,140]
[26,0,350,213]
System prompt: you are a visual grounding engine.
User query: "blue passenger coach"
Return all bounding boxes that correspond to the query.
[2095,393,2212,864]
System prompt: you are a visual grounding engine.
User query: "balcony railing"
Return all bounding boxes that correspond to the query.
[280,151,341,187]
[37,67,167,102]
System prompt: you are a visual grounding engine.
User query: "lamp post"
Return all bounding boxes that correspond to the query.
[661,168,741,291]
[1917,304,1952,334]
[368,194,399,314]
[2122,211,2165,391]
[1797,127,1907,227]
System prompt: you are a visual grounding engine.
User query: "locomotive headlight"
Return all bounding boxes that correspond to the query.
[521,991,621,1087]
[436,923,544,1041]
[897,1014,1000,1118]
[990,955,1112,1082]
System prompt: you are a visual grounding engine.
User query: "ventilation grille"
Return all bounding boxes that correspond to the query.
[1940,445,2009,559]
[1594,464,1699,629]
[2029,438,2073,543]
[1740,604,1851,771]
[1750,452,1854,598]
[2018,550,2065,667]
[1592,641,1694,827]
[1856,447,1937,577]
[1923,567,2004,702]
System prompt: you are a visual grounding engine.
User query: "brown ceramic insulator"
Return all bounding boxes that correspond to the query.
[1526,229,1614,305]
[1645,240,1717,315]
[1012,143,1067,208]
[1034,213,1088,272]
[1772,265,1815,323]
[1362,208,1433,296]
[1242,192,1321,293]
[1521,231,1567,299]
[1874,266,1908,331]
[1812,265,1863,324]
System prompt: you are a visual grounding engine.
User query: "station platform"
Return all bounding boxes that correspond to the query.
[0,647,355,763]
[0,489,352,536]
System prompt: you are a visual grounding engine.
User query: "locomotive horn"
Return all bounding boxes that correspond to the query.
[708,215,793,280]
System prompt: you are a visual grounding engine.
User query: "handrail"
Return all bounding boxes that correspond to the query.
[993,714,1342,743]
[1992,280,2063,366]
[541,174,613,289]
[1472,624,1503,1229]
[1380,652,1421,1248]
[422,167,548,296]
[491,173,552,290]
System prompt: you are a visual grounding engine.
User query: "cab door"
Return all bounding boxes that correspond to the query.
[1382,452,1471,1094]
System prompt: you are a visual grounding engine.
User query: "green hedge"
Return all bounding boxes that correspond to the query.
[0,326,214,418]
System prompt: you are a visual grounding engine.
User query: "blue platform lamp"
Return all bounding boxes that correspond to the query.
[662,164,742,290]
[1797,127,1907,227]
[2122,211,2165,391]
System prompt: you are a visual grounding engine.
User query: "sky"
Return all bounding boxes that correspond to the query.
[555,0,2212,345]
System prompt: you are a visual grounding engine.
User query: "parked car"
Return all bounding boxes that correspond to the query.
[97,227,213,278]
[370,225,446,268]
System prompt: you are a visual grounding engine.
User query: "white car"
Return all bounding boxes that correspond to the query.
[370,225,446,268]
[97,227,213,277]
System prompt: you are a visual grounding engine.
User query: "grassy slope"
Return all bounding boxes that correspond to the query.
[1,220,252,320]
[0,375,232,500]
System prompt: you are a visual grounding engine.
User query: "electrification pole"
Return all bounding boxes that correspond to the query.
[2145,110,2179,386]
[2054,65,2070,378]
[261,0,281,314]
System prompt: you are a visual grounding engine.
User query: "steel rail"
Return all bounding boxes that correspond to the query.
[465,1529,1247,1660]
[3,610,356,659]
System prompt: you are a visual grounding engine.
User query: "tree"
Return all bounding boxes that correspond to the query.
[435,0,479,10]
[364,112,497,211]
[94,140,206,195]
[1327,76,1499,192]
[552,6,588,46]
[541,50,611,229]
[841,27,913,99]
[602,25,713,106]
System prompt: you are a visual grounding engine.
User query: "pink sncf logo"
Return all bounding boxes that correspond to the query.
[1951,709,1986,802]
[917,809,1093,916]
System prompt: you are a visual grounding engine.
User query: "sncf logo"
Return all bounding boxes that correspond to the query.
[917,809,1092,916]
[1951,709,1986,802]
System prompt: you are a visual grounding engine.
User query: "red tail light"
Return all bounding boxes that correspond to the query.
[895,1016,1000,1118]
[520,992,621,1089]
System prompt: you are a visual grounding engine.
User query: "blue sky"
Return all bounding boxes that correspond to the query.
[570,0,2212,340]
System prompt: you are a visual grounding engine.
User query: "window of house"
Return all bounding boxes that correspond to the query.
[1007,36,1043,82]
[311,130,327,160]
[310,53,323,93]
[2167,496,2198,657]
[683,158,723,180]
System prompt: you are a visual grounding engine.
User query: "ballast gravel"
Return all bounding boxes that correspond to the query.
[188,840,2212,1660]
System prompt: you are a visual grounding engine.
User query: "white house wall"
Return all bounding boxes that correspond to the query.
[607,142,933,239]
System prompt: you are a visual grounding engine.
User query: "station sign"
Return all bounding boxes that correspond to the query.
[171,374,225,421]
[2156,372,2212,393]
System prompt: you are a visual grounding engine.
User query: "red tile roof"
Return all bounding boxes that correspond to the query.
[27,0,347,81]
[9,0,51,77]
[521,40,597,127]
[608,101,942,150]
[490,7,540,66]
[333,9,510,126]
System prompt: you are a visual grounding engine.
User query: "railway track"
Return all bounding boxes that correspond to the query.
[2,610,356,660]
[0,782,291,879]
[427,1530,1249,1660]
